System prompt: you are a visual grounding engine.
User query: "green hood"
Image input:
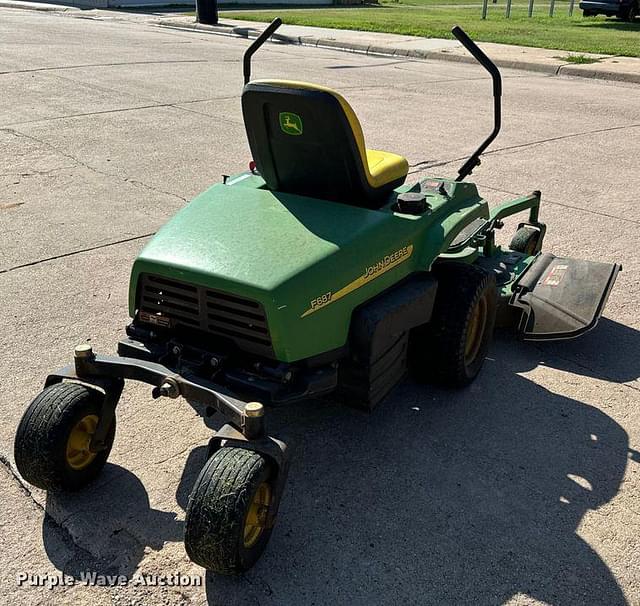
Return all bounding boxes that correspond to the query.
[133,183,387,295]
[129,180,485,361]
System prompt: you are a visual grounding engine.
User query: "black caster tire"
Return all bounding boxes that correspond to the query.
[185,447,274,575]
[509,226,541,256]
[14,382,116,492]
[409,263,497,387]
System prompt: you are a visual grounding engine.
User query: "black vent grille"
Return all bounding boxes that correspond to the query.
[138,274,273,356]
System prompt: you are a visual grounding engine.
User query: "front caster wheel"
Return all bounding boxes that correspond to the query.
[185,447,275,575]
[14,382,116,491]
[509,225,541,255]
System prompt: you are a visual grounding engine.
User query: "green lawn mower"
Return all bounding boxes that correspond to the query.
[14,20,620,575]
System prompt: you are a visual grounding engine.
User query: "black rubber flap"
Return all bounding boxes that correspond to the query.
[516,256,620,340]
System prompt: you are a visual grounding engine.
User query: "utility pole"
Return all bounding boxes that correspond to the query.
[196,0,218,26]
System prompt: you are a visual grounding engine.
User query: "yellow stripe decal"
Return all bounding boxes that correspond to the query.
[301,244,414,318]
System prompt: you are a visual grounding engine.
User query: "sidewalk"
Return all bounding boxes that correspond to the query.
[157,15,640,84]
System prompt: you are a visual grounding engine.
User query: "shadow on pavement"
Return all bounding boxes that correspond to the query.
[39,331,633,604]
[204,336,631,605]
[43,463,186,578]
[506,317,640,384]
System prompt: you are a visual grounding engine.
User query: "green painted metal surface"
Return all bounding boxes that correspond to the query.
[129,175,492,362]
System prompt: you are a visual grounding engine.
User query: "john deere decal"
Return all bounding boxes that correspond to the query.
[279,112,303,136]
[302,245,414,317]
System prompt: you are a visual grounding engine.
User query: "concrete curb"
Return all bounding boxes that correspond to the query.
[157,18,640,85]
[557,63,640,84]
[0,0,80,11]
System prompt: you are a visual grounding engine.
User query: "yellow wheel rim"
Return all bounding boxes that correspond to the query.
[65,414,99,470]
[464,295,488,366]
[243,482,271,548]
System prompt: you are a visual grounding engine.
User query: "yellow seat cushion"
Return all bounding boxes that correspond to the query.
[250,79,409,190]
[365,149,410,190]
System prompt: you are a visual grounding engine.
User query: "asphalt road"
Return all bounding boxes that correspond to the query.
[1,7,639,606]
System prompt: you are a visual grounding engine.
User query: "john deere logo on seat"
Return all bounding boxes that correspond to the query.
[279,112,303,136]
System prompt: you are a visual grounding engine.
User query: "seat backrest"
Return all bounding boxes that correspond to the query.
[241,80,402,207]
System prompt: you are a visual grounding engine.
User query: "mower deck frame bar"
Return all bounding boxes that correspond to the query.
[445,191,543,256]
[490,190,541,224]
[45,350,265,443]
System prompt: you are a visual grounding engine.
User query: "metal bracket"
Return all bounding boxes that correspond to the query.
[485,190,546,256]
[91,378,123,451]
[489,190,541,224]
[45,345,270,443]
[44,345,124,452]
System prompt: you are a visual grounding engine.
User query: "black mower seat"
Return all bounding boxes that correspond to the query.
[241,80,409,207]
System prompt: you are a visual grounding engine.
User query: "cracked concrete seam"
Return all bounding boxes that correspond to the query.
[407,124,640,228]
[1,126,187,203]
[410,120,640,174]
[0,454,146,566]
[1,95,243,130]
[0,55,243,130]
[0,451,40,505]
[408,163,640,227]
[0,232,156,275]
[478,181,640,227]
[0,59,212,76]
[150,442,204,468]
[0,453,93,558]
[0,165,77,178]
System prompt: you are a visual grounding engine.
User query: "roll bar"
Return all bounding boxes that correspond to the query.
[241,20,501,181]
[243,18,283,85]
[451,26,502,181]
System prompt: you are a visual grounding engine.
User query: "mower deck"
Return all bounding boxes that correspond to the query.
[511,253,621,340]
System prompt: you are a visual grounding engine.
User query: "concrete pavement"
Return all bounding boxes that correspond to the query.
[1,6,639,606]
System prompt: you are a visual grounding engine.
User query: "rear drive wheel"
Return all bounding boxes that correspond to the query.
[582,9,595,16]
[509,226,541,256]
[184,447,275,574]
[409,263,497,386]
[14,382,116,491]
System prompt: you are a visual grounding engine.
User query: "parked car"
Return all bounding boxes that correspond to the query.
[580,0,638,20]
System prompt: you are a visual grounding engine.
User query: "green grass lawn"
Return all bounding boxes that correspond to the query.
[220,2,640,57]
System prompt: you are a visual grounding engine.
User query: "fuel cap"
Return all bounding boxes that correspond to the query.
[396,192,430,215]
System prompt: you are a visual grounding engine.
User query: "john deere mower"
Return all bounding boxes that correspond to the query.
[14,20,620,574]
